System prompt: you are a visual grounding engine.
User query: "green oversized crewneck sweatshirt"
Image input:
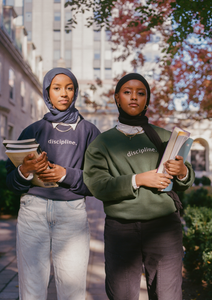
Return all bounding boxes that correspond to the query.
[83,125,195,221]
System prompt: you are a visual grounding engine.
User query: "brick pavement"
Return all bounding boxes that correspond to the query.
[0,197,148,300]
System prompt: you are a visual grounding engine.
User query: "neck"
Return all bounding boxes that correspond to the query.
[118,108,148,126]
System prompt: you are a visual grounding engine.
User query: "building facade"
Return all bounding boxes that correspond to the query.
[0,0,47,160]
[9,0,133,107]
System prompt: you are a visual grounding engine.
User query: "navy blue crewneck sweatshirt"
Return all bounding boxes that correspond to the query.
[6,118,100,201]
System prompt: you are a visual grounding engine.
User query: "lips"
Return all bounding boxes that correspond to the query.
[59,100,69,104]
[129,103,138,107]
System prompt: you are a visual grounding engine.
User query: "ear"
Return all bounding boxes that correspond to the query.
[115,93,119,104]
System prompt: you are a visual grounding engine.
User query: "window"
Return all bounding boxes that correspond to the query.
[9,69,15,101]
[94,30,101,41]
[65,50,71,60]
[54,30,61,41]
[191,139,207,171]
[94,41,101,62]
[105,68,112,79]
[27,31,32,41]
[6,0,14,5]
[25,12,32,22]
[54,0,61,2]
[54,50,60,60]
[8,125,13,140]
[0,115,7,139]
[20,81,25,108]
[54,12,61,22]
[94,68,101,79]
[30,96,35,118]
[105,30,111,41]
[94,50,101,60]
[25,0,32,2]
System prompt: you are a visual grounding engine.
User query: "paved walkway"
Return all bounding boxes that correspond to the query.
[0,197,148,300]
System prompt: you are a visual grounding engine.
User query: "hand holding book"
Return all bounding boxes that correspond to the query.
[37,161,66,183]
[19,151,48,179]
[3,138,58,188]
[157,126,193,191]
[163,155,188,180]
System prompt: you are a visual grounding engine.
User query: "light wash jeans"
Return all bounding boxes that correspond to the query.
[17,194,90,300]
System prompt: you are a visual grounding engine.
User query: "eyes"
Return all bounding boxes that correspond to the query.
[123,90,146,96]
[53,86,74,92]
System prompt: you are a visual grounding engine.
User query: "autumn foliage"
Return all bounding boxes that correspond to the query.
[66,0,212,122]
[108,0,212,123]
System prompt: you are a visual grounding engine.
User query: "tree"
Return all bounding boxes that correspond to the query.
[65,0,212,54]
[65,0,212,122]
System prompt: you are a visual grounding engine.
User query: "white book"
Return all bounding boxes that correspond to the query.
[157,126,193,191]
[3,138,38,146]
[3,139,58,188]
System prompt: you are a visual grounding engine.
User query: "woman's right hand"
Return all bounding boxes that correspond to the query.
[135,169,173,190]
[19,152,48,178]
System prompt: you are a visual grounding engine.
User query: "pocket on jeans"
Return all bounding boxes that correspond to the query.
[20,194,34,208]
[66,199,86,210]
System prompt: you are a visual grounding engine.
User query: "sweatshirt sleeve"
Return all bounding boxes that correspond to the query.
[83,145,137,202]
[5,125,37,194]
[61,167,91,196]
[59,124,101,196]
[6,159,32,194]
[173,161,195,191]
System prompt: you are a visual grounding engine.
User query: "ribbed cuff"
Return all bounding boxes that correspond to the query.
[18,165,33,181]
[132,174,139,190]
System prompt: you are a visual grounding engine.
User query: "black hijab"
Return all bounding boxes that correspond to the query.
[115,73,163,158]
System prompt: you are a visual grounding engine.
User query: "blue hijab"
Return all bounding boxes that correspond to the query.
[43,68,80,124]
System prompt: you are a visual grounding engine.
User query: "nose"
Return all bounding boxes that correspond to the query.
[61,88,67,97]
[131,90,137,100]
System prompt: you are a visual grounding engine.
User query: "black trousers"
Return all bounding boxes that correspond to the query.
[104,212,183,300]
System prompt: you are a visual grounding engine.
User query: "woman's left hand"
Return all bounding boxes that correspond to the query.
[37,162,66,183]
[164,155,187,179]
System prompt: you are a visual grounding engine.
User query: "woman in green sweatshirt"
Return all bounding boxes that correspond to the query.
[83,73,194,300]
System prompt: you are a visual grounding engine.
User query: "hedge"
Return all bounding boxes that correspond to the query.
[0,160,20,216]
[181,187,212,209]
[183,206,212,287]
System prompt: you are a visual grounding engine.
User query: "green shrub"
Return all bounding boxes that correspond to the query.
[194,177,201,186]
[201,176,211,186]
[0,160,20,215]
[183,206,212,285]
[182,187,212,209]
[194,176,211,186]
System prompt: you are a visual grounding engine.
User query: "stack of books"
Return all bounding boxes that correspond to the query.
[157,126,193,191]
[3,138,58,188]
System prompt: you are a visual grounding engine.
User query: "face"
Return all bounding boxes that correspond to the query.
[115,80,148,116]
[49,74,75,111]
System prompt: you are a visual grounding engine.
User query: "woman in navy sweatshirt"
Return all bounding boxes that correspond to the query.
[6,68,100,300]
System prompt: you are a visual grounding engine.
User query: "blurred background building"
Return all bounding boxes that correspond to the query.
[0,0,47,160]
[0,0,212,181]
